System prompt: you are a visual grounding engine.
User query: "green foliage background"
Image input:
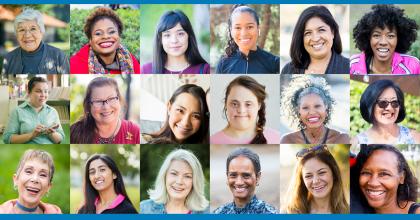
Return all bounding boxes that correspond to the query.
[0,145,70,213]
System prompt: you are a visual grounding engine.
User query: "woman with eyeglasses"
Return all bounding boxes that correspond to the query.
[352,79,420,144]
[283,145,349,214]
[70,77,140,144]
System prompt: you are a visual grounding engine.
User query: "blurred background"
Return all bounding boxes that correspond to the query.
[210,144,280,212]
[70,144,140,213]
[0,144,70,213]
[210,4,280,72]
[70,4,140,61]
[0,4,69,72]
[280,4,350,71]
[140,4,210,67]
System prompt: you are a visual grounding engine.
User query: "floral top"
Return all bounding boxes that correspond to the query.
[213,195,278,214]
[356,125,415,144]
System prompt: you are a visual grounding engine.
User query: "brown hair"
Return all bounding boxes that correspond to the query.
[84,7,123,39]
[27,76,48,94]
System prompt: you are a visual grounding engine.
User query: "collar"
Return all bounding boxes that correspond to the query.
[233,195,258,211]
[236,47,261,58]
[94,194,125,210]
[19,101,48,110]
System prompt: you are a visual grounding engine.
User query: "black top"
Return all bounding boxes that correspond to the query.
[21,41,45,74]
[281,50,349,74]
[101,198,138,214]
[408,203,420,214]
[300,128,329,144]
[216,47,280,74]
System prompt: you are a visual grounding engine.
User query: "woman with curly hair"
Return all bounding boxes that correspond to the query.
[280,75,349,144]
[215,5,279,74]
[351,5,420,74]
[70,7,140,74]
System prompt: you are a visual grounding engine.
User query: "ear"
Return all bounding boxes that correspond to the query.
[13,174,17,187]
[256,172,261,185]
[167,102,172,116]
[113,174,117,180]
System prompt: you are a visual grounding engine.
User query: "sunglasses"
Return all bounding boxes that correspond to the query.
[296,145,329,158]
[376,100,399,109]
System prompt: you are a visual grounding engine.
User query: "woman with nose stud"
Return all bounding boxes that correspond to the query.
[214,148,278,214]
[0,149,61,214]
[216,4,280,74]
[3,77,64,144]
[140,149,209,214]
[352,79,420,144]
[70,7,140,74]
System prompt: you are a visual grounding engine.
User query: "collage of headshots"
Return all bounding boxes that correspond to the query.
[0,3,419,215]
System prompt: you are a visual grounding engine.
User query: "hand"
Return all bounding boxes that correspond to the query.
[46,123,59,135]
[31,124,45,139]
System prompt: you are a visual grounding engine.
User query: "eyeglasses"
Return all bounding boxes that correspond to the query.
[90,96,119,108]
[17,27,41,36]
[376,100,399,109]
[296,145,329,158]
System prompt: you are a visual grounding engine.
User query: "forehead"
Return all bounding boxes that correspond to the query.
[92,18,117,30]
[31,82,49,89]
[90,85,117,99]
[299,93,325,105]
[89,159,109,169]
[228,156,255,173]
[227,85,258,102]
[372,26,396,33]
[17,20,38,28]
[164,23,184,32]
[21,158,50,172]
[168,160,192,173]
[231,11,257,25]
[363,150,399,172]
[173,92,200,111]
[302,157,330,173]
[378,87,397,99]
[305,17,329,29]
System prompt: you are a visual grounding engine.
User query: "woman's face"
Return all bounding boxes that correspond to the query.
[28,82,49,108]
[165,160,193,202]
[230,12,259,54]
[373,87,399,126]
[88,159,116,192]
[161,23,189,59]
[226,85,260,132]
[302,158,334,199]
[370,26,397,63]
[359,150,404,210]
[303,17,334,60]
[89,18,121,56]
[298,93,327,129]
[227,156,259,203]
[16,20,43,52]
[13,159,51,207]
[168,92,201,142]
[89,85,121,126]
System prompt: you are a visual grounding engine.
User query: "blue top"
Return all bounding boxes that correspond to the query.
[3,101,64,144]
[356,125,415,144]
[213,195,278,214]
[140,199,209,214]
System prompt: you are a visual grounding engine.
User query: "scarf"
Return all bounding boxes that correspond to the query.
[88,44,134,74]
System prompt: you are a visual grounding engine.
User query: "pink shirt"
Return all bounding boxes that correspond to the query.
[93,120,140,144]
[350,52,420,74]
[210,127,280,144]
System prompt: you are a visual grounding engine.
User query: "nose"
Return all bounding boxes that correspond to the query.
[180,114,192,127]
[175,175,184,185]
[312,175,321,184]
[378,35,388,45]
[234,175,245,185]
[236,104,246,113]
[311,32,321,41]
[367,174,381,187]
[170,34,178,43]
[30,174,39,183]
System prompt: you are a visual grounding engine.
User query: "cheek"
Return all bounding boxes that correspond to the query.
[192,119,201,130]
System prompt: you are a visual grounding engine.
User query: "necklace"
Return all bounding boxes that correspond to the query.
[97,119,121,144]
[165,63,190,74]
[16,200,38,213]
[301,128,330,144]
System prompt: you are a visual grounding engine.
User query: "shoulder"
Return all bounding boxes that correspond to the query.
[213,203,232,214]
[253,199,278,214]
[5,47,21,59]
[40,202,62,214]
[0,200,15,213]
[202,63,210,74]
[350,53,367,75]
[280,131,301,144]
[281,62,296,74]
[45,44,66,56]
[193,205,210,214]
[70,44,90,73]
[335,53,350,64]
[409,129,420,143]
[328,129,350,144]
[122,120,139,131]
[258,48,279,60]
[210,130,229,144]
[263,127,280,144]
[115,199,137,213]
[399,53,420,74]
[140,199,164,214]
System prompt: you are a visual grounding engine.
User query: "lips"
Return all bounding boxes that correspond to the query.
[239,38,251,44]
[307,116,320,123]
[171,185,185,193]
[376,48,390,57]
[100,111,113,118]
[95,179,104,185]
[312,184,327,193]
[233,186,247,193]
[365,189,386,200]
[311,42,325,50]
[175,124,192,134]
[26,186,41,195]
[99,41,115,48]
[380,111,395,119]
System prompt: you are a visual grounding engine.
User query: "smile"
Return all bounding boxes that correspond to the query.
[26,186,41,195]
[381,112,395,119]
[99,41,115,48]
[100,111,114,117]
[233,186,247,193]
[171,186,185,192]
[175,124,192,134]
[376,48,390,57]
[366,189,386,198]
[312,184,326,192]
[311,42,324,50]
[239,38,251,44]
[307,116,320,123]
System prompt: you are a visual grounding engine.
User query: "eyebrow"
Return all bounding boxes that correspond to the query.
[91,94,118,101]
[305,25,327,31]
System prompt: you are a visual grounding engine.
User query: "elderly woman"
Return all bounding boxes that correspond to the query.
[351,5,420,74]
[70,77,140,144]
[3,76,64,144]
[280,75,349,144]
[70,7,140,74]
[140,149,209,214]
[0,149,61,214]
[2,8,69,74]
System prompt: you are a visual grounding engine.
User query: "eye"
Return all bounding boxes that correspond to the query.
[109,30,117,35]
[228,173,237,178]
[387,34,396,39]
[372,34,380,39]
[185,174,192,179]
[162,33,170,38]
[177,32,185,37]
[319,28,326,32]
[234,27,241,30]
[378,172,390,177]
[40,173,48,178]
[360,171,371,176]
[192,114,201,120]
[318,171,326,176]
[305,175,313,179]
[89,170,95,175]
[175,108,184,114]
[315,104,322,108]
[100,168,106,172]
[242,173,251,179]
[304,31,311,37]
[246,25,254,30]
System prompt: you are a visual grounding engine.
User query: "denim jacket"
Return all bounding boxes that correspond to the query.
[140,199,209,214]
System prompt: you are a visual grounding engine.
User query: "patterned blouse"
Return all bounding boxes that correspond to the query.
[213,195,278,214]
[356,125,415,144]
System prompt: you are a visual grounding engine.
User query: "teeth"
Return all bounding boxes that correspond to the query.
[101,112,112,116]
[26,187,40,193]
[367,190,385,196]
[378,48,389,52]
[95,180,104,184]
[312,43,323,49]
[313,185,325,191]
[234,187,246,193]
[308,117,319,122]
[100,42,113,47]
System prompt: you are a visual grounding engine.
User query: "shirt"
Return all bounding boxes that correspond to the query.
[140,199,209,214]
[213,195,278,214]
[210,127,280,144]
[3,101,64,144]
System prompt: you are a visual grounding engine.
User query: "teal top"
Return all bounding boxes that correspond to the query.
[3,101,64,144]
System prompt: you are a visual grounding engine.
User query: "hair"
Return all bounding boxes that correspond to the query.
[290,5,343,70]
[352,145,418,211]
[152,10,207,73]
[353,5,418,72]
[226,147,261,176]
[284,146,349,214]
[15,149,55,183]
[27,76,48,94]
[70,77,125,144]
[281,75,335,130]
[148,149,209,211]
[84,7,124,40]
[224,76,267,144]
[78,154,134,214]
[359,79,405,124]
[149,84,209,144]
[14,8,45,34]
[225,4,260,57]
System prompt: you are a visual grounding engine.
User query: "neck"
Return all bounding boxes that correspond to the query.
[307,51,332,74]
[165,198,188,213]
[234,195,253,208]
[17,197,39,210]
[96,119,120,138]
[372,57,392,73]
[98,187,118,207]
[239,46,257,56]
[99,51,117,65]
[224,125,257,139]
[375,199,406,214]
[28,101,43,112]
[166,55,189,71]
[310,196,331,213]
[371,123,399,137]
[304,125,326,143]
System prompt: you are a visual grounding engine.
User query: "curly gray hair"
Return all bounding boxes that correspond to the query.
[14,8,45,34]
[281,75,335,130]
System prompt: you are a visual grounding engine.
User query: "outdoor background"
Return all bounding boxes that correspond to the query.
[70,144,140,213]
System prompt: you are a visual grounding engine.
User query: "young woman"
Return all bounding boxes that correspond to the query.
[216,5,279,74]
[211,76,280,144]
[3,77,64,144]
[140,149,209,213]
[142,10,209,74]
[284,145,349,214]
[142,84,209,144]
[77,154,137,214]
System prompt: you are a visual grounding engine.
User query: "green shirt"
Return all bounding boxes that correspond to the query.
[3,101,64,144]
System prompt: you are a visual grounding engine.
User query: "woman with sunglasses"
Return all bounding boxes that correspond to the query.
[352,79,420,144]
[283,145,349,213]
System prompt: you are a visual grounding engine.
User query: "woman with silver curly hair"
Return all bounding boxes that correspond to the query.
[280,75,349,144]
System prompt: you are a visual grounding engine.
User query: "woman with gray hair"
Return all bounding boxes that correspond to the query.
[2,8,69,74]
[280,75,349,144]
[140,149,209,214]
